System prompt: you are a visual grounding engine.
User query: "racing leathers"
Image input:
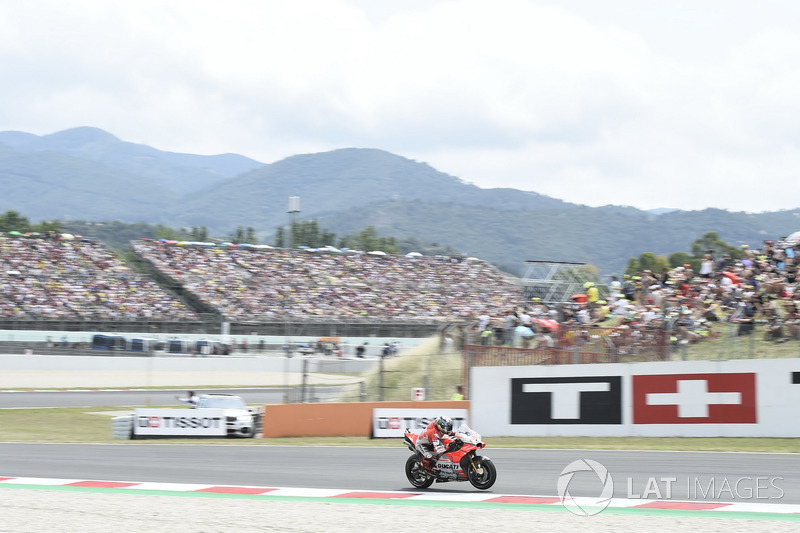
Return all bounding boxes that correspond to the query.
[416,420,450,471]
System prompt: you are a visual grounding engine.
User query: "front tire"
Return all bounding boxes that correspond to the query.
[467,457,496,490]
[405,455,434,489]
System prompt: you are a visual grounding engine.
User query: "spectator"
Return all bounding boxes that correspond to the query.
[176,390,199,407]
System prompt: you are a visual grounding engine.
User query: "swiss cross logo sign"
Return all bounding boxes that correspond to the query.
[633,373,756,424]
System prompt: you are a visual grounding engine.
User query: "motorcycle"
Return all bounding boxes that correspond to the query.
[403,423,496,490]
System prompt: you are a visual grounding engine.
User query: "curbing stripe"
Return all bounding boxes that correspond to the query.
[1,476,799,519]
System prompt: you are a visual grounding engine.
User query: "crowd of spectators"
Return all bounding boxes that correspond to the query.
[474,236,800,349]
[3,230,798,341]
[0,235,198,321]
[131,241,525,320]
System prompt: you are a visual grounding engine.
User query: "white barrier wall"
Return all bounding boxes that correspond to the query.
[471,358,800,437]
[0,354,376,374]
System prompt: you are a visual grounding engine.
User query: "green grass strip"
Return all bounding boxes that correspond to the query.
[2,483,798,521]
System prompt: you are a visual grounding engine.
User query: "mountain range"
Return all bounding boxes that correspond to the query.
[1,126,798,276]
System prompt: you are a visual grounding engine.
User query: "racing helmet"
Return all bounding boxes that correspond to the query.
[434,415,453,434]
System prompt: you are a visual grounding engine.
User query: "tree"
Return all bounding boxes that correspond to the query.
[624,252,670,275]
[321,230,336,246]
[625,257,641,275]
[229,226,246,244]
[32,220,62,234]
[154,225,180,241]
[690,231,744,261]
[245,226,256,244]
[274,226,285,248]
[668,251,695,270]
[358,226,380,251]
[638,252,659,273]
[189,226,209,242]
[0,210,31,232]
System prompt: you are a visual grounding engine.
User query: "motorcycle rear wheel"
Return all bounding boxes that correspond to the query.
[405,454,434,489]
[467,457,496,490]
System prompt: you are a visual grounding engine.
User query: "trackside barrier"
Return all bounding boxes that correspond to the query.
[111,408,262,440]
[112,415,134,439]
[471,357,800,437]
[250,405,264,437]
[261,401,469,438]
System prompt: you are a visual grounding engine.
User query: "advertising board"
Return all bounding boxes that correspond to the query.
[133,408,228,437]
[372,408,469,438]
[471,358,800,437]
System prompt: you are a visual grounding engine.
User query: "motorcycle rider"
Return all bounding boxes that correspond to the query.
[416,415,454,472]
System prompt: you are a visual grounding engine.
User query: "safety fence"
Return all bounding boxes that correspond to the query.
[465,325,670,366]
[465,321,800,365]
[0,317,444,338]
[303,342,463,404]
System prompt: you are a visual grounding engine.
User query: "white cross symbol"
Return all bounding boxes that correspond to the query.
[646,379,741,418]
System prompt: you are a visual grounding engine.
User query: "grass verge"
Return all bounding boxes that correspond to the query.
[0,407,798,452]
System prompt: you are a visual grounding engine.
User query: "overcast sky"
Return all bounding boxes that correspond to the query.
[2,1,799,213]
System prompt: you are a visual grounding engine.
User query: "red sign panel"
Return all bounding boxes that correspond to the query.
[633,373,756,424]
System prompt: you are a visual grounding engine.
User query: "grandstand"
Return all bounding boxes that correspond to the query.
[130,239,525,322]
[0,235,197,322]
[0,235,526,338]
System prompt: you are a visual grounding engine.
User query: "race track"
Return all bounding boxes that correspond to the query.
[1,443,798,504]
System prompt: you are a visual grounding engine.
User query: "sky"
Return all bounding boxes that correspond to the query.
[1,0,799,213]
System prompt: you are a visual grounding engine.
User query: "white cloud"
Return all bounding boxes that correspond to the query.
[0,0,799,213]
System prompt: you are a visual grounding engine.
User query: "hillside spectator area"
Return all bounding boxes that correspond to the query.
[466,237,799,361]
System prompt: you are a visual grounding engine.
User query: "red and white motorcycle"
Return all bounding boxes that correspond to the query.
[403,424,497,490]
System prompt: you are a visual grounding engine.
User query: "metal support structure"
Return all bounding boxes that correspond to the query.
[378,355,385,402]
[300,357,308,403]
[520,260,596,304]
[287,196,300,249]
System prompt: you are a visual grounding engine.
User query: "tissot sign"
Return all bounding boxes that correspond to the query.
[372,408,469,438]
[133,408,227,436]
[472,359,800,437]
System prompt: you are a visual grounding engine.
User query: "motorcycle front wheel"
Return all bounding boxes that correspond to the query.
[405,454,434,489]
[467,456,496,490]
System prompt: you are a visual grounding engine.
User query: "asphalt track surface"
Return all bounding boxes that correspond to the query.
[1,443,799,505]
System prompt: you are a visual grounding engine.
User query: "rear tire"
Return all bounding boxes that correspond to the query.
[405,454,434,489]
[467,457,496,490]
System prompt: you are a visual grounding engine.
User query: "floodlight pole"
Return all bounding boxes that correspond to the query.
[287,196,300,249]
